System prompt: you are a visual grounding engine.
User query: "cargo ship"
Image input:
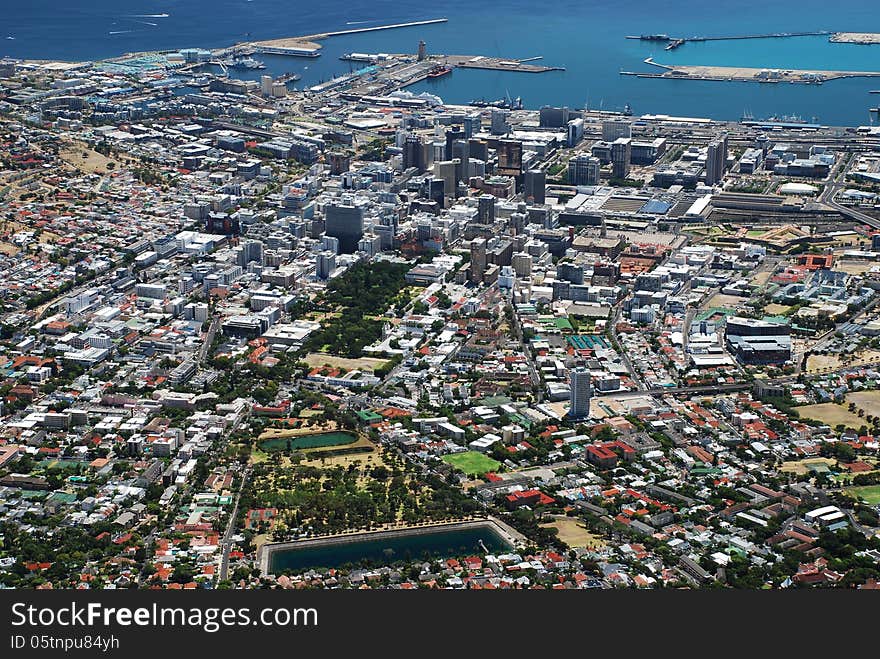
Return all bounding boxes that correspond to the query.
[626,34,671,41]
[427,64,452,79]
[229,57,266,70]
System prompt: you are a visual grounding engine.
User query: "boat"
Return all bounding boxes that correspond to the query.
[623,103,633,116]
[229,57,266,70]
[870,90,880,94]
[871,108,880,113]
[426,64,452,79]
[639,34,671,41]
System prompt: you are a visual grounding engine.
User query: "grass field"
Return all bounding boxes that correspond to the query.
[780,457,836,475]
[541,516,605,549]
[844,485,880,505]
[796,403,864,429]
[763,303,791,315]
[303,353,389,372]
[846,390,880,418]
[442,451,501,476]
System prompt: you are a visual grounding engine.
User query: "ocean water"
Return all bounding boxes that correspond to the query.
[3,1,880,125]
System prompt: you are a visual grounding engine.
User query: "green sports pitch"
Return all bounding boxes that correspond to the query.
[441,451,501,476]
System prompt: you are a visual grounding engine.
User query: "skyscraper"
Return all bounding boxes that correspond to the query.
[470,237,487,283]
[477,194,496,224]
[706,134,728,186]
[569,366,592,419]
[611,137,632,180]
[433,159,458,202]
[523,169,546,204]
[324,199,364,253]
[403,134,425,171]
[315,251,336,280]
[496,139,523,178]
[490,109,510,135]
[463,114,481,138]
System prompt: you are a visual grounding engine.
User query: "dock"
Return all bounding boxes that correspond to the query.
[448,54,564,73]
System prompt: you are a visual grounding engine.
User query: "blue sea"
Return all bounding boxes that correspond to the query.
[3,0,880,125]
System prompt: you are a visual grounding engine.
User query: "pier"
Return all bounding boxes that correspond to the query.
[240,18,449,58]
[628,30,832,51]
[299,18,448,40]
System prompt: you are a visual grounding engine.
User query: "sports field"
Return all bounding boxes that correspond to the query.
[844,485,880,505]
[441,451,501,476]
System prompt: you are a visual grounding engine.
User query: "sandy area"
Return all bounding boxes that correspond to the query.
[247,37,322,50]
[831,32,880,44]
[764,303,791,315]
[657,63,880,83]
[835,261,876,275]
[59,146,116,175]
[705,293,745,309]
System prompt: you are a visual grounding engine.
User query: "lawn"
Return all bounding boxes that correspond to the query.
[796,403,864,429]
[442,451,501,476]
[303,353,389,372]
[541,516,605,549]
[844,485,880,505]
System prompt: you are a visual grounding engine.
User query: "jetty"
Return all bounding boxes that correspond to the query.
[239,18,449,58]
[628,30,831,51]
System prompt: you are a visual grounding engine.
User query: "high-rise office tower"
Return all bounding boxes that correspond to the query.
[470,237,488,283]
[316,251,336,279]
[706,134,728,186]
[433,160,459,201]
[523,169,546,204]
[490,108,510,135]
[403,134,425,171]
[451,139,470,183]
[569,366,592,419]
[323,199,364,254]
[611,137,632,179]
[463,113,481,138]
[477,194,496,224]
